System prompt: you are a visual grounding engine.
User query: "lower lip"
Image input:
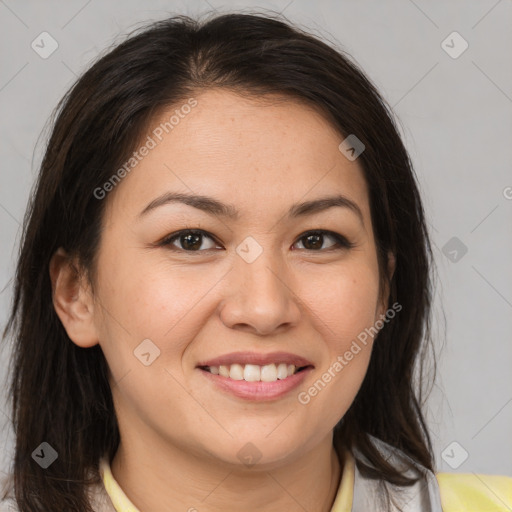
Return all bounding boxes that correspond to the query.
[198,367,313,401]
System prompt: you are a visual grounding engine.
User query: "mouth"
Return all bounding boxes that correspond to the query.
[196,352,314,401]
[198,363,312,382]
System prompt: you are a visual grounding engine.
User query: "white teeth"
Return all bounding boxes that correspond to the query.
[276,363,288,380]
[243,364,261,382]
[205,363,302,382]
[260,363,277,382]
[229,363,244,380]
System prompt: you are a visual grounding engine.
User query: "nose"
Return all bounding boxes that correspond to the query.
[218,247,301,336]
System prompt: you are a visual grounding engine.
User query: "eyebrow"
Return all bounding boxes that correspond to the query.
[138,192,364,224]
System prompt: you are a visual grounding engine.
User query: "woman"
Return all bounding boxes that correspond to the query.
[1,11,510,512]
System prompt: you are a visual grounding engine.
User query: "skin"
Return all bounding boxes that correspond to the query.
[50,89,395,512]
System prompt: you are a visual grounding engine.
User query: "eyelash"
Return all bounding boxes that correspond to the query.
[158,229,355,254]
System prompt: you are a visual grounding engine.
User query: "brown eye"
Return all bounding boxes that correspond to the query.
[160,230,219,252]
[293,230,354,251]
[159,228,354,254]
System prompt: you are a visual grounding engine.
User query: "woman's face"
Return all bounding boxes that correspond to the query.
[85,89,392,468]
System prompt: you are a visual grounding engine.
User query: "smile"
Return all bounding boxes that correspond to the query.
[196,351,314,401]
[201,363,309,382]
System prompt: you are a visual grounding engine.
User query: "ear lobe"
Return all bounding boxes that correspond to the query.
[49,247,98,348]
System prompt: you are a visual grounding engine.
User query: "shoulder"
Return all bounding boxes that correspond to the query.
[352,435,444,510]
[436,472,512,511]
[358,436,512,512]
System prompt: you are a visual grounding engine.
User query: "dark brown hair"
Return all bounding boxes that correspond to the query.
[2,10,437,511]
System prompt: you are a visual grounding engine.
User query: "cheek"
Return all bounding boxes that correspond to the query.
[308,261,381,343]
[94,254,207,425]
[294,264,379,414]
[94,249,220,363]
[96,243,186,328]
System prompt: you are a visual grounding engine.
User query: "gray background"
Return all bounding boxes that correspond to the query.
[1,0,511,481]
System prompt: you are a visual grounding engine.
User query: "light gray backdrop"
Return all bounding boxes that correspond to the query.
[1,0,511,481]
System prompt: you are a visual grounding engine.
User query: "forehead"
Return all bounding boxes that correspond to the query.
[105,88,371,225]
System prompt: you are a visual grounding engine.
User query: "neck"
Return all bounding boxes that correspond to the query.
[110,433,342,512]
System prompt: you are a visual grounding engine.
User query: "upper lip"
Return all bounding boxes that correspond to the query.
[197,351,314,368]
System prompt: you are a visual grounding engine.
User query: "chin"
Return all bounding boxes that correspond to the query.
[202,433,310,470]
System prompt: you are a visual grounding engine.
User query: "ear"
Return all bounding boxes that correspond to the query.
[386,250,396,287]
[49,247,98,348]
[377,250,396,319]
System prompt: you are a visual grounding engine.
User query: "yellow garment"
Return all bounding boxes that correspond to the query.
[330,448,354,511]
[436,472,512,511]
[100,459,140,512]
[99,454,512,512]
